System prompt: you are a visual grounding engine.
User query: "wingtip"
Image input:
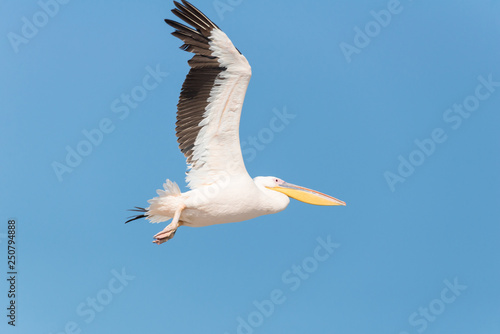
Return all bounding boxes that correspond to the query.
[173,0,184,10]
[164,18,175,27]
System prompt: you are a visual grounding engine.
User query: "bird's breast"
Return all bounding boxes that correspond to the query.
[180,182,285,227]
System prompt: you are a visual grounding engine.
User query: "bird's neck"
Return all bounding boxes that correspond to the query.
[254,182,290,214]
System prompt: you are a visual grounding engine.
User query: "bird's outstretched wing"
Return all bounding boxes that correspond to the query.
[165,0,252,189]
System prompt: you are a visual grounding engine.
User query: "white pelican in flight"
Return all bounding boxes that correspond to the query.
[126,0,346,244]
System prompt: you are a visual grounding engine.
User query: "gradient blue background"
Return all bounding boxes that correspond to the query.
[1,0,499,333]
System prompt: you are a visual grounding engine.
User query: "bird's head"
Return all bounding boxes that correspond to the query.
[255,176,346,206]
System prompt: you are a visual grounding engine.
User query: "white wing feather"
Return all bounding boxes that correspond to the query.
[187,29,252,188]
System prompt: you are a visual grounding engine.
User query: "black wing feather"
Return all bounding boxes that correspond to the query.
[165,1,228,166]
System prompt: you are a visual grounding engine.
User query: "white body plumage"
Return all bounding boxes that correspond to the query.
[147,177,290,228]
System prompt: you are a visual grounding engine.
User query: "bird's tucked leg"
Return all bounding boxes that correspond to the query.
[153,204,185,245]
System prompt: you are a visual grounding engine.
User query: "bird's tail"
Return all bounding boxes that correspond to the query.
[147,179,182,223]
[125,179,182,224]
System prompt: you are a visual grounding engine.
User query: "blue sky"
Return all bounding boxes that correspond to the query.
[1,0,499,333]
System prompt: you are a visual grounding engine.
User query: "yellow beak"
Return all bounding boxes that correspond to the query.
[267,182,346,206]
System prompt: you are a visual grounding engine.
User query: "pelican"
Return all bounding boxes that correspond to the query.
[126,0,346,244]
